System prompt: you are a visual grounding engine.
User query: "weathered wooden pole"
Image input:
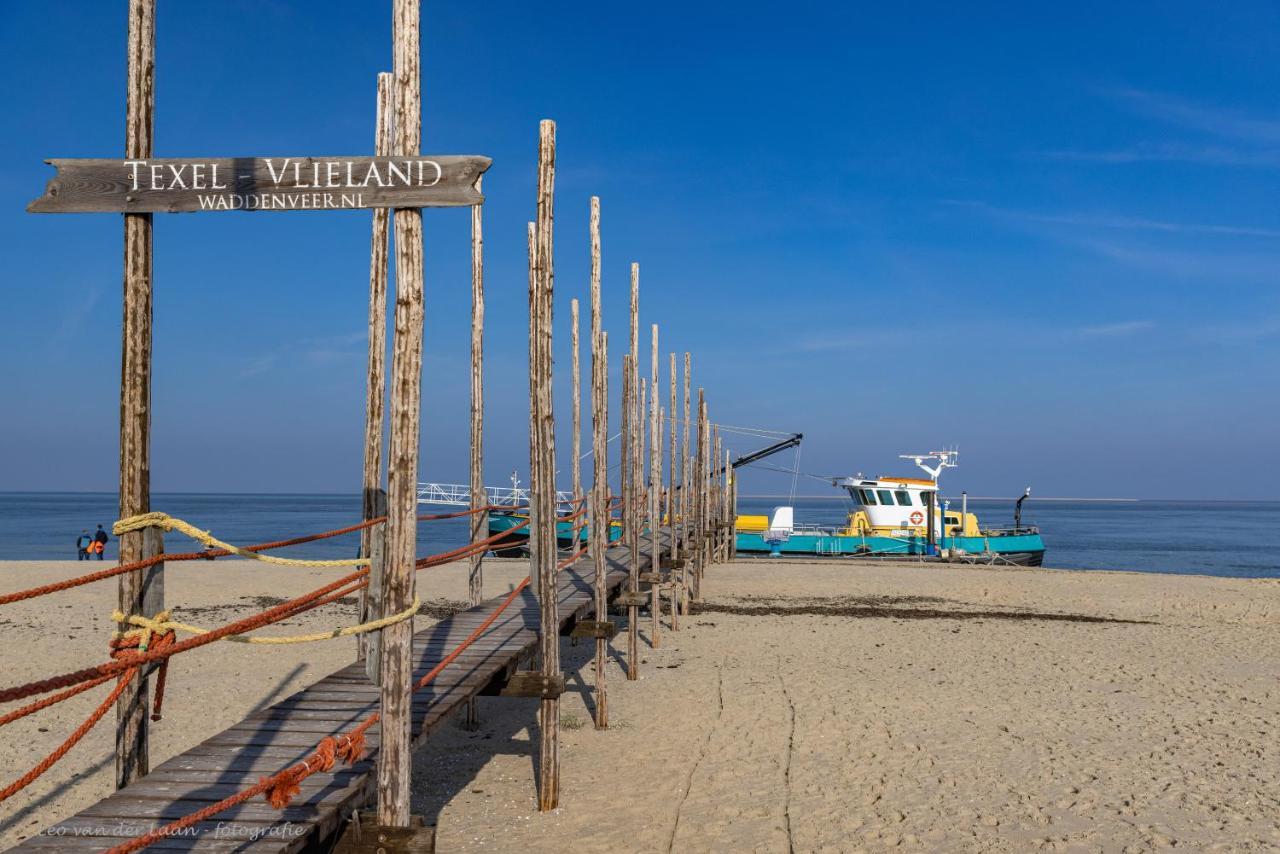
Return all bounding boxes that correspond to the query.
[588,196,609,728]
[638,377,647,570]
[571,298,582,546]
[377,0,424,826]
[468,180,485,607]
[638,376,646,551]
[667,352,679,630]
[716,430,727,563]
[621,355,631,542]
[730,465,738,559]
[623,354,638,680]
[706,396,716,583]
[648,324,661,646]
[693,390,708,601]
[629,262,640,546]
[639,378,647,523]
[620,358,630,546]
[530,120,561,811]
[461,170,485,731]
[680,353,691,614]
[723,448,732,562]
[359,72,393,683]
[116,0,161,789]
[689,390,702,604]
[590,326,609,729]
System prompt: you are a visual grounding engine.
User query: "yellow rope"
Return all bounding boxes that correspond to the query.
[113,512,368,567]
[112,596,420,646]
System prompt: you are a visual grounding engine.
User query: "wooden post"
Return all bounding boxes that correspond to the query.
[648,324,661,647]
[588,195,609,728]
[623,354,638,680]
[730,468,738,559]
[639,378,646,522]
[716,430,727,563]
[460,171,485,731]
[702,397,711,582]
[626,261,641,678]
[689,390,702,604]
[377,0,423,827]
[115,0,160,790]
[468,182,485,608]
[629,262,640,546]
[694,390,707,601]
[530,119,560,811]
[571,298,582,546]
[723,448,732,562]
[620,357,630,546]
[667,352,679,630]
[591,313,609,729]
[681,353,691,615]
[360,71,393,683]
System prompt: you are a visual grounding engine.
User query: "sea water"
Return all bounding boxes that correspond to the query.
[1,493,1277,579]
[736,497,1280,578]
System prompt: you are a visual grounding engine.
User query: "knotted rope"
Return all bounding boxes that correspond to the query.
[110,595,420,646]
[109,610,177,721]
[113,513,369,567]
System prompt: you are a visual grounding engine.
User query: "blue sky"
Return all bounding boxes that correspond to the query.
[2,2,1278,499]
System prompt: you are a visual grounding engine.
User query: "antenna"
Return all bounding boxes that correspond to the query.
[898,446,959,482]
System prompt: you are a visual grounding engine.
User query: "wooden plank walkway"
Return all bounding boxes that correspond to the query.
[11,539,664,852]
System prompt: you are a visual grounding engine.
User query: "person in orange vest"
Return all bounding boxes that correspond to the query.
[92,525,109,560]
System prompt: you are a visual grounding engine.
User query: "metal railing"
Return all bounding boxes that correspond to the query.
[416,482,575,508]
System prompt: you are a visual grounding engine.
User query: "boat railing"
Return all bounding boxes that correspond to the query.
[977,525,1039,537]
[417,482,574,508]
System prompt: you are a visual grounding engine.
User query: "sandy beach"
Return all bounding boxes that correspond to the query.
[2,558,1279,851]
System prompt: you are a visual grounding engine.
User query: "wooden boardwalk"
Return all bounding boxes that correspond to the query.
[12,541,659,852]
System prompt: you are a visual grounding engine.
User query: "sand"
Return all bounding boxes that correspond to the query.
[3,557,1279,852]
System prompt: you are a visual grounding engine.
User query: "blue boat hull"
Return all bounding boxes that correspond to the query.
[486,513,617,556]
[735,531,1046,566]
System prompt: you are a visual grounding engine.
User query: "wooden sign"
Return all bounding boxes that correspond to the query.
[28,155,491,213]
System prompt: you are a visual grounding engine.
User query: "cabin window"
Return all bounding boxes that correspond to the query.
[876,489,894,505]
[894,490,912,506]
[946,516,959,526]
[859,489,876,505]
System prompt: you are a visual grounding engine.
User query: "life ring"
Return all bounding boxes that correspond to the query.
[909,511,924,525]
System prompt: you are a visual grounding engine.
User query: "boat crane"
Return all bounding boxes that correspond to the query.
[418,429,802,507]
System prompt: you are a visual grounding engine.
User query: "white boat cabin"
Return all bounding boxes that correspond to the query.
[842,477,969,534]
[838,451,976,536]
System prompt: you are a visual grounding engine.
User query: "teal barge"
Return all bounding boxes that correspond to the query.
[734,528,1045,565]
[486,512,620,557]
[735,450,1046,566]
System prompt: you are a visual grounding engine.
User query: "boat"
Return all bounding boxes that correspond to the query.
[484,512,619,557]
[734,450,1046,566]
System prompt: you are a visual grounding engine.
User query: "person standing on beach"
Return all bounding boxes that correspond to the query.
[93,524,109,560]
[76,530,91,561]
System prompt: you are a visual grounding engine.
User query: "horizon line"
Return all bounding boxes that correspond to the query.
[4,491,1279,503]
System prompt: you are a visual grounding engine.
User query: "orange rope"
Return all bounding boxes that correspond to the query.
[1,502,527,607]
[0,631,174,804]
[104,538,594,853]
